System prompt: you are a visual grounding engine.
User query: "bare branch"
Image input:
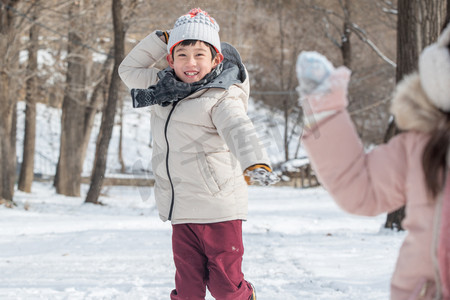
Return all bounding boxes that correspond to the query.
[349,23,396,68]
[309,4,344,20]
[378,0,398,15]
[322,17,341,48]
[349,97,390,116]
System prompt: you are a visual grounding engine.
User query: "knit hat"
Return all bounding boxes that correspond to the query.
[419,23,450,112]
[167,8,221,55]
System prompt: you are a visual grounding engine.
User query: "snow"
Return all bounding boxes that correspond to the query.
[0,182,405,299]
[15,100,153,177]
[16,97,301,177]
[10,87,405,299]
[280,157,310,172]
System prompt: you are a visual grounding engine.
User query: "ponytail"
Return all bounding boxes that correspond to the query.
[422,113,450,198]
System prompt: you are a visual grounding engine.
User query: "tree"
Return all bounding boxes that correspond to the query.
[79,49,114,171]
[384,0,447,230]
[52,0,114,197]
[85,0,125,204]
[315,0,397,68]
[0,0,23,202]
[273,0,301,162]
[448,0,450,18]
[18,0,40,193]
[313,0,353,68]
[53,1,90,196]
[248,0,312,162]
[309,0,397,146]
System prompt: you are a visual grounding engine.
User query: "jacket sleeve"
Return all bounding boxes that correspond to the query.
[118,31,168,89]
[211,96,272,172]
[301,110,407,216]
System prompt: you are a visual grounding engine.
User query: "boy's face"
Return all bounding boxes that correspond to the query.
[167,41,223,84]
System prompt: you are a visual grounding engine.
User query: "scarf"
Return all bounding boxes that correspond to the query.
[131,64,223,108]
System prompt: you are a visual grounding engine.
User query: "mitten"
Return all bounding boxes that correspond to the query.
[244,165,280,186]
[156,30,170,44]
[297,51,351,117]
[297,51,334,95]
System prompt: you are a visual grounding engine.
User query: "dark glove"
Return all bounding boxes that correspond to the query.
[156,30,170,44]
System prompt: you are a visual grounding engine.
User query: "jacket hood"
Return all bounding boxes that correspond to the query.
[390,72,446,133]
[220,42,247,83]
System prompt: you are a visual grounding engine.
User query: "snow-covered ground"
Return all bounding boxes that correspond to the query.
[10,94,403,299]
[0,182,405,300]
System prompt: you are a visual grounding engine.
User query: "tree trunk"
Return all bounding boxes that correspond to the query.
[275,2,291,162]
[385,206,406,230]
[341,0,352,68]
[446,0,450,28]
[0,0,22,201]
[54,2,90,197]
[80,49,114,167]
[85,0,124,204]
[448,0,450,19]
[395,0,445,83]
[395,1,417,82]
[385,0,446,230]
[283,98,289,161]
[18,1,40,193]
[118,97,126,173]
[0,74,17,202]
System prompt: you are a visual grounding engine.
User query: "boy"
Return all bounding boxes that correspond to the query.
[119,8,278,300]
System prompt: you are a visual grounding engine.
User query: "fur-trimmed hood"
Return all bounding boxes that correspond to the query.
[390,72,446,133]
[392,22,450,134]
[419,24,450,112]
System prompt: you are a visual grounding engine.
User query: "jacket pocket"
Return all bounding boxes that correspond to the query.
[197,152,221,195]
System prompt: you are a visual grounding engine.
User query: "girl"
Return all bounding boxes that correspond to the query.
[298,23,450,299]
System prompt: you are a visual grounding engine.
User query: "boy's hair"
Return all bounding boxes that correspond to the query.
[171,39,218,61]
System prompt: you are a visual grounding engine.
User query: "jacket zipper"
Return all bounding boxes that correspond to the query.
[165,101,179,221]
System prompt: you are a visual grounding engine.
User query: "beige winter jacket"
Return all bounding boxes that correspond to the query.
[302,73,446,299]
[119,31,271,224]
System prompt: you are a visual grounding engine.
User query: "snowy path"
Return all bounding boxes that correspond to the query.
[0,183,404,299]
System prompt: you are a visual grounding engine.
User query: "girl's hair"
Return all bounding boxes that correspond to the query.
[422,112,450,198]
[422,19,450,198]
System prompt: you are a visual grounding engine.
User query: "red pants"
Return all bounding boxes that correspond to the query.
[170,220,253,300]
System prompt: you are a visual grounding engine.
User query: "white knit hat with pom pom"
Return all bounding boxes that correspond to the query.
[419,23,450,112]
[167,8,221,55]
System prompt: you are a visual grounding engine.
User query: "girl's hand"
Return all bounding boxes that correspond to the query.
[297,51,351,116]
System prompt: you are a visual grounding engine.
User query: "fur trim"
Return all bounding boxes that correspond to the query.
[418,24,450,112]
[390,73,444,133]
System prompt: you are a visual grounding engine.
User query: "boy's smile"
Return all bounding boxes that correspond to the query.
[167,41,223,84]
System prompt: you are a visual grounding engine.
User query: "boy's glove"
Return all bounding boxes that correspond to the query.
[156,30,170,44]
[296,51,351,117]
[244,165,280,186]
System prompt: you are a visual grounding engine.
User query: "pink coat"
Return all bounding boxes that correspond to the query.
[301,73,446,299]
